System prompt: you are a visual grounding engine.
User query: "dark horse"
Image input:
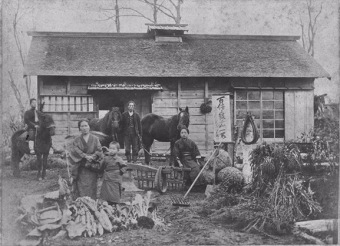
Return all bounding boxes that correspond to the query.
[11,111,56,179]
[141,107,190,165]
[89,107,122,144]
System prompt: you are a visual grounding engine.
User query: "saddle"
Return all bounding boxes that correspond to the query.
[19,131,29,141]
[16,131,31,153]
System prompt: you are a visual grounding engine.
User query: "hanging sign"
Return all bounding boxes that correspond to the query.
[87,82,162,90]
[212,94,232,143]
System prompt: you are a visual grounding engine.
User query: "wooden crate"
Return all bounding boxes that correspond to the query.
[126,164,191,192]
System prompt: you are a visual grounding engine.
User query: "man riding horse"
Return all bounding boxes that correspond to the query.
[24,98,39,155]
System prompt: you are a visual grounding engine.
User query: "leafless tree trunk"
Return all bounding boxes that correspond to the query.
[169,0,183,24]
[115,0,121,33]
[8,71,25,116]
[153,0,158,23]
[299,0,323,57]
[13,0,31,98]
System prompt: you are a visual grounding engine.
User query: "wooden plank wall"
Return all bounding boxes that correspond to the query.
[151,79,232,155]
[39,77,97,149]
[284,90,314,141]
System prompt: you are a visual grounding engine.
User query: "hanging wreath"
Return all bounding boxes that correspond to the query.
[241,113,260,145]
[200,101,212,114]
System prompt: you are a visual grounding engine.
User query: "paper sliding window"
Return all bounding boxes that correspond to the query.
[40,95,94,112]
[212,94,232,143]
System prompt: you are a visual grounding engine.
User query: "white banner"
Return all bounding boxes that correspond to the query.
[212,94,232,143]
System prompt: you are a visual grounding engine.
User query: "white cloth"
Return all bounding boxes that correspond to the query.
[34,110,38,122]
[241,144,257,184]
[128,111,134,116]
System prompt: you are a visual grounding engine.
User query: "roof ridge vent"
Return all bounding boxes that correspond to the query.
[146,23,188,43]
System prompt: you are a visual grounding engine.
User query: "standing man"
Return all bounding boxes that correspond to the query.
[24,98,39,154]
[121,101,142,163]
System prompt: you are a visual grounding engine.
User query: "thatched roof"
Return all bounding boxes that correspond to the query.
[24,32,330,78]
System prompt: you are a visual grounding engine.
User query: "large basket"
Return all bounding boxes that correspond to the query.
[126,164,191,192]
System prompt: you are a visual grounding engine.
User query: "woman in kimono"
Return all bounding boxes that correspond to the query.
[173,127,203,184]
[71,119,103,199]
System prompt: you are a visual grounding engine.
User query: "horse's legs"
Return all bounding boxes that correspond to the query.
[36,153,42,180]
[142,135,153,165]
[170,141,175,167]
[42,154,48,179]
[11,148,22,177]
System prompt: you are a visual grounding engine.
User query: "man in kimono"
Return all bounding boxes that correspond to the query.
[121,101,142,163]
[24,98,39,154]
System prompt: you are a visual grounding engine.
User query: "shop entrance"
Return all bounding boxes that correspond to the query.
[89,90,152,147]
[90,90,152,116]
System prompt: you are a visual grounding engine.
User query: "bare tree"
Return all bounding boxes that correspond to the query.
[138,0,183,24]
[99,0,184,32]
[100,0,154,32]
[299,0,323,57]
[13,0,32,98]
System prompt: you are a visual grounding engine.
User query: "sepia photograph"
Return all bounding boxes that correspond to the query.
[1,0,339,245]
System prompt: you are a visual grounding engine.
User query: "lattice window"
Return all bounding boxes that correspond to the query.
[235,90,284,141]
[40,95,94,112]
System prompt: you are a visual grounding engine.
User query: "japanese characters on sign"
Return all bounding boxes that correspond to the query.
[212,94,232,143]
[87,82,162,90]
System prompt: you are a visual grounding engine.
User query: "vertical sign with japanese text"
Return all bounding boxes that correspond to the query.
[212,94,232,143]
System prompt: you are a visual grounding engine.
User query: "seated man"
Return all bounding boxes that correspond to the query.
[24,98,39,154]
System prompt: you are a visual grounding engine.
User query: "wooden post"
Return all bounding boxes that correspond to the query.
[212,153,217,187]
[177,80,181,110]
[204,81,209,152]
[38,77,43,108]
[67,79,71,135]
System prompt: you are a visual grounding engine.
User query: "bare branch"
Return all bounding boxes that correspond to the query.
[120,7,154,23]
[312,2,323,29]
[156,4,176,20]
[137,0,176,19]
[8,71,25,114]
[99,7,116,11]
[96,15,117,21]
[169,0,177,8]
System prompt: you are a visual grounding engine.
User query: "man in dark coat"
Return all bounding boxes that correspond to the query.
[120,101,142,163]
[24,98,39,154]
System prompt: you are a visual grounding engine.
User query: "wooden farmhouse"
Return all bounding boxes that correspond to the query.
[24,25,330,157]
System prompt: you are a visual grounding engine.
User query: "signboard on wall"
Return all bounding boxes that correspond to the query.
[212,94,232,143]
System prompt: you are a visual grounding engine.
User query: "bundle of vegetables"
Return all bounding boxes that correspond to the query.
[201,169,215,185]
[205,149,232,174]
[217,166,245,193]
[65,191,165,239]
[228,142,322,235]
[249,142,302,196]
[228,172,322,236]
[16,190,165,245]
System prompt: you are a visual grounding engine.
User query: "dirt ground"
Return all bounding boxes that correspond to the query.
[1,162,307,246]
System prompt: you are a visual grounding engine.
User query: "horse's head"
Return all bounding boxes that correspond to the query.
[109,107,122,129]
[37,112,56,136]
[177,106,190,130]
